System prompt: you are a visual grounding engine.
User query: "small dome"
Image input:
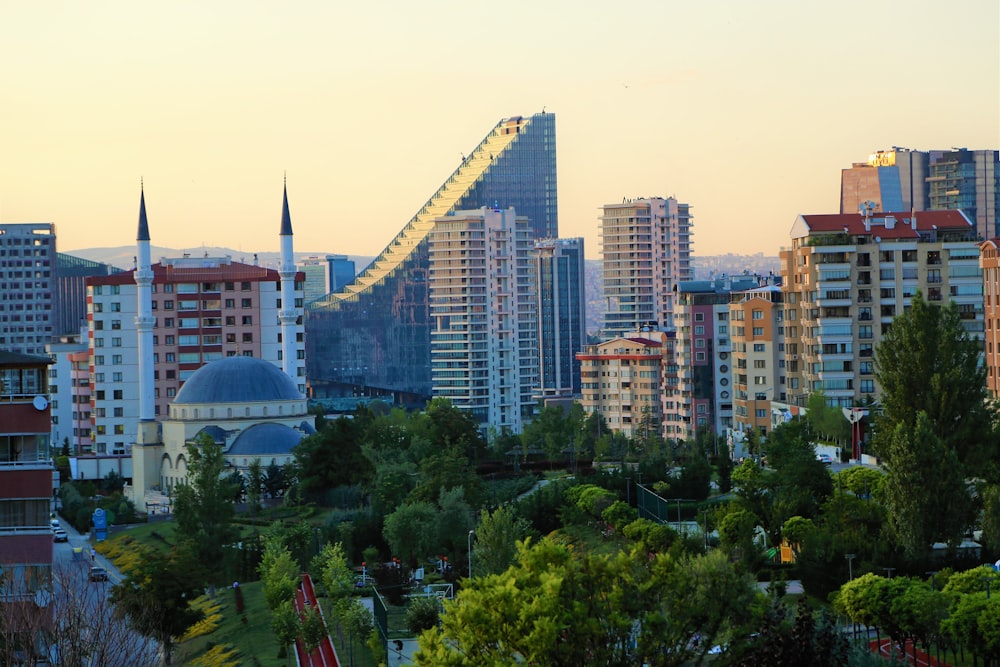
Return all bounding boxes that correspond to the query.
[227,422,304,457]
[174,357,302,405]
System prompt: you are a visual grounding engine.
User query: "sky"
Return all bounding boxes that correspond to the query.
[1,1,997,260]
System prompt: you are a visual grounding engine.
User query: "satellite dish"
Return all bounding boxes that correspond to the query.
[33,395,49,411]
[875,236,881,243]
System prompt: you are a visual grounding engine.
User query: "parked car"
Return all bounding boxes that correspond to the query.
[50,518,60,530]
[53,529,68,543]
[817,454,833,465]
[89,566,109,582]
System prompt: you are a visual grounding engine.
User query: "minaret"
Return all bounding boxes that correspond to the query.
[135,185,156,423]
[278,179,297,380]
[132,183,163,507]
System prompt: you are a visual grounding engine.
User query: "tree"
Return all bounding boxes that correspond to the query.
[263,460,288,498]
[472,505,532,576]
[874,291,996,472]
[883,412,973,556]
[258,534,301,657]
[383,501,438,566]
[413,538,640,667]
[172,435,239,589]
[293,415,373,501]
[110,545,205,666]
[246,458,263,516]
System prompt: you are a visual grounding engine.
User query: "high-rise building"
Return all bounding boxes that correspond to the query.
[0,350,54,646]
[577,333,666,439]
[534,237,586,400]
[0,224,56,356]
[429,207,532,430]
[781,209,982,408]
[600,197,693,339]
[841,148,999,239]
[55,253,123,337]
[297,256,330,305]
[86,188,306,455]
[666,275,762,442]
[327,254,356,293]
[306,112,558,402]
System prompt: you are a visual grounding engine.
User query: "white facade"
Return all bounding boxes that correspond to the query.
[429,207,532,431]
[600,197,693,339]
[87,258,305,454]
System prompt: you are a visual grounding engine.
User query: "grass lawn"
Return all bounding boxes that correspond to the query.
[176,581,285,667]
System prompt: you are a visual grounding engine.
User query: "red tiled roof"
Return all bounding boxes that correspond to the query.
[87,263,303,286]
[800,210,973,239]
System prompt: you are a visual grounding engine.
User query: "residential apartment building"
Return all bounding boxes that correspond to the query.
[781,209,982,409]
[47,331,93,454]
[980,239,1000,397]
[428,207,533,431]
[577,333,665,439]
[841,148,999,239]
[600,197,693,339]
[0,223,56,356]
[534,237,586,400]
[86,256,306,454]
[0,351,54,642]
[667,275,762,443]
[729,284,785,437]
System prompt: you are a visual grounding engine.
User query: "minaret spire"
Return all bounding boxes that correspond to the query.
[137,180,150,242]
[134,183,156,423]
[278,178,298,382]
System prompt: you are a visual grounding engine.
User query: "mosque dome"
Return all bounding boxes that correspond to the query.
[227,422,304,457]
[173,356,302,405]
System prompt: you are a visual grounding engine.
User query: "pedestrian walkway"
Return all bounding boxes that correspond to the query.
[55,514,125,584]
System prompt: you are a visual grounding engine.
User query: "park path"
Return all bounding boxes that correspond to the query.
[870,638,950,667]
[294,573,341,667]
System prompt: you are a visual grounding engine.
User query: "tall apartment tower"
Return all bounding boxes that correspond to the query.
[307,112,558,402]
[327,254,356,293]
[86,190,306,454]
[0,350,54,645]
[429,207,533,431]
[666,275,761,443]
[781,209,982,409]
[600,197,693,339]
[0,223,56,355]
[534,237,586,400]
[841,148,1000,239]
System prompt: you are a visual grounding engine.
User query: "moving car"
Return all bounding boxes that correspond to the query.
[89,566,109,582]
[53,528,68,542]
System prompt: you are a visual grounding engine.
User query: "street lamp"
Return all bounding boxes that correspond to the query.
[467,530,475,579]
[882,567,896,579]
[845,553,856,581]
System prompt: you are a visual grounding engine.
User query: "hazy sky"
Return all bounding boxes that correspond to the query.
[1,1,997,260]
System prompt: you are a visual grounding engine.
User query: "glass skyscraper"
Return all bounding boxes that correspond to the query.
[306,112,558,401]
[535,238,586,399]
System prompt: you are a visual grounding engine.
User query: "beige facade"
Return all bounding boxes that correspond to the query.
[729,286,784,436]
[980,240,1000,397]
[577,334,664,438]
[781,209,982,408]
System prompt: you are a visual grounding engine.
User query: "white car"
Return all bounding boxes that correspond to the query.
[817,454,833,465]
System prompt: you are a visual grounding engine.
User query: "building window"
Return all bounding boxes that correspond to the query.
[113,390,123,400]
[112,372,122,382]
[112,355,122,365]
[241,298,252,308]
[859,325,873,339]
[752,309,764,320]
[225,299,235,308]
[860,379,874,394]
[241,282,251,291]
[695,325,704,335]
[111,337,122,347]
[242,333,253,343]
[695,313,704,322]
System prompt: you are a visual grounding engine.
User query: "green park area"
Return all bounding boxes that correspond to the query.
[77,295,1000,666]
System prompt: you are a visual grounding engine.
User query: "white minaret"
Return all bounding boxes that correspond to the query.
[135,185,156,423]
[278,179,297,379]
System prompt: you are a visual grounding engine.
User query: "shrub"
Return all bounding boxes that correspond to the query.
[405,595,441,635]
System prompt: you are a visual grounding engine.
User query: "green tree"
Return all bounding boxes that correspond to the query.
[383,501,438,565]
[172,435,239,589]
[293,415,374,500]
[110,545,205,666]
[246,458,263,516]
[874,291,996,472]
[262,460,287,498]
[471,505,532,577]
[883,412,973,556]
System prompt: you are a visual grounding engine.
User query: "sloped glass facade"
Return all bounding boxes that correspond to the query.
[306,112,557,400]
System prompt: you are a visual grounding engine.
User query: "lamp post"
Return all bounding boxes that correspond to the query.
[846,553,856,581]
[882,567,896,579]
[467,530,475,579]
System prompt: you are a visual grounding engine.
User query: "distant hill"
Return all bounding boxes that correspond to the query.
[63,246,375,273]
[64,245,778,335]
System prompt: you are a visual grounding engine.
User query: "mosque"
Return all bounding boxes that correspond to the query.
[130,183,311,503]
